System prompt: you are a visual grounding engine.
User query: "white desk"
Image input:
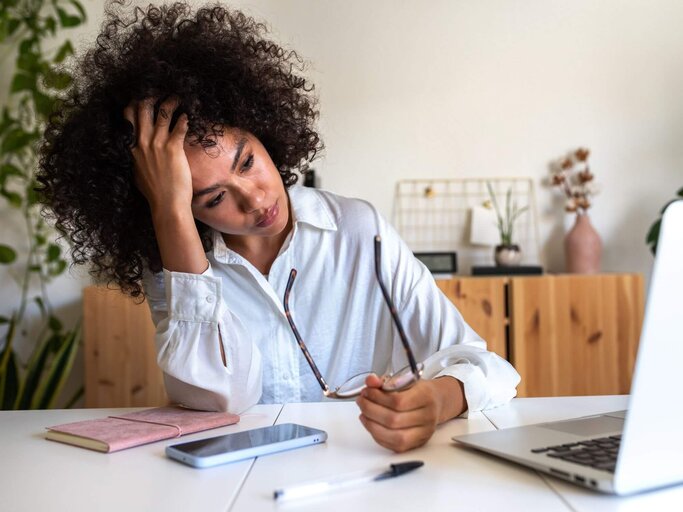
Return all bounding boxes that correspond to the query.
[0,405,281,511]
[2,397,681,511]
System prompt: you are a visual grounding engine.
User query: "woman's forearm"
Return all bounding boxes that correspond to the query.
[152,204,208,274]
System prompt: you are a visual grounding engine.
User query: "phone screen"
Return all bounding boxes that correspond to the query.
[171,424,322,457]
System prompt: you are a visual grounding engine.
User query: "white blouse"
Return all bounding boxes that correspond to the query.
[142,185,520,414]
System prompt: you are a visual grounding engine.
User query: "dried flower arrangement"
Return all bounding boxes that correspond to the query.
[551,148,599,213]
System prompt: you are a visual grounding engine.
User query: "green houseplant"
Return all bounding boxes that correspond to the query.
[646,187,683,255]
[0,0,87,409]
[486,182,528,266]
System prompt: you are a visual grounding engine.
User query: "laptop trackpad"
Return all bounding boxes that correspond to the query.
[539,415,624,437]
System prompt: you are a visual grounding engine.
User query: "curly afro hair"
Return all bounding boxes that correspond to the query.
[37,0,322,298]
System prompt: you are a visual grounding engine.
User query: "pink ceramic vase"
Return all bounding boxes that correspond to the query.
[565,213,602,273]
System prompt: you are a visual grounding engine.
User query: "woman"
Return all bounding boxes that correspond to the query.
[38,1,520,452]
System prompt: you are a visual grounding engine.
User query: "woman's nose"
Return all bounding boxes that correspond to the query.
[236,181,265,212]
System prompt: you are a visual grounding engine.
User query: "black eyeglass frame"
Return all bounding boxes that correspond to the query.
[282,235,423,399]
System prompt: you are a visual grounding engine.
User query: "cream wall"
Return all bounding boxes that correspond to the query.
[2,0,682,401]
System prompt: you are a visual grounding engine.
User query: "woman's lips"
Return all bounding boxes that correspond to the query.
[257,202,279,228]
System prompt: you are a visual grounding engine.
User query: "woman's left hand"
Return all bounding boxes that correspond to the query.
[355,374,466,453]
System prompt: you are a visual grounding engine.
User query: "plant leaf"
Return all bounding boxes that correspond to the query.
[1,351,19,410]
[49,259,68,276]
[36,329,80,409]
[48,315,63,332]
[68,0,87,21]
[44,16,57,36]
[25,180,39,206]
[34,296,46,317]
[17,49,40,73]
[1,189,23,208]
[47,243,61,262]
[15,333,56,410]
[646,219,661,255]
[33,91,56,118]
[0,244,17,264]
[0,163,24,182]
[10,72,35,93]
[56,7,81,28]
[0,315,17,407]
[53,40,74,63]
[677,186,683,197]
[1,128,37,153]
[0,108,16,136]
[0,316,9,324]
[43,68,72,90]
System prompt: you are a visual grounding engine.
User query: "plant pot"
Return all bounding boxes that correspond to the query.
[494,244,522,266]
[565,213,602,273]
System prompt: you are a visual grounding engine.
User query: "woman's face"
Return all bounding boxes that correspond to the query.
[186,129,290,241]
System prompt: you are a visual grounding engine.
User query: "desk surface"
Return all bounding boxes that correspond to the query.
[1,396,681,511]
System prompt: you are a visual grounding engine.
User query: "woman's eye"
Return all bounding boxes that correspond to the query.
[241,154,254,172]
[207,191,225,208]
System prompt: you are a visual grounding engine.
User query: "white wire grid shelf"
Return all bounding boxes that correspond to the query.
[393,177,542,273]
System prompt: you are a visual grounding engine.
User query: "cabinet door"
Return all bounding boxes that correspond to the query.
[436,277,508,359]
[83,286,167,407]
[509,274,644,397]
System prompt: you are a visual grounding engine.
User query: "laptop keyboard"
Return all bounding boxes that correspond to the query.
[530,435,621,473]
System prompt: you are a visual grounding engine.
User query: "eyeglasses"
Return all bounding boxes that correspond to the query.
[282,235,424,399]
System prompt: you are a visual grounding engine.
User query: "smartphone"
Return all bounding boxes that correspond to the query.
[165,423,327,468]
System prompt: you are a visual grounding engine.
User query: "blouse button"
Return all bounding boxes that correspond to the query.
[206,295,215,303]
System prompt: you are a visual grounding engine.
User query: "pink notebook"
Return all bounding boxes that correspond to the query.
[45,406,240,453]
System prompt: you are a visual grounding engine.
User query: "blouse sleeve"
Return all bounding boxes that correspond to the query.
[379,215,521,417]
[142,265,262,414]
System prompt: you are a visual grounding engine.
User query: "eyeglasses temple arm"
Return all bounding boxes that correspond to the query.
[374,236,421,376]
[283,269,332,394]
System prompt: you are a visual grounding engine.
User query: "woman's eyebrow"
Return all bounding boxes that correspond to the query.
[192,136,249,200]
[230,136,248,171]
[193,184,220,200]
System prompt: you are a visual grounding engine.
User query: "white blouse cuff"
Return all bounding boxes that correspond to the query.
[162,266,222,322]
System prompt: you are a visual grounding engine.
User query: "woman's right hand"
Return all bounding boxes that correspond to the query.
[123,96,191,214]
[123,97,208,275]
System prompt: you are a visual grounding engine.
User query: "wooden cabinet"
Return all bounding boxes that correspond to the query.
[83,273,644,407]
[437,274,644,397]
[83,286,167,408]
[435,278,509,360]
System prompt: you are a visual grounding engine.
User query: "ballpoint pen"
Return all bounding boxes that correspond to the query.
[273,460,424,501]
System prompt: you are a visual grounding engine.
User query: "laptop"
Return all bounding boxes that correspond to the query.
[453,200,683,495]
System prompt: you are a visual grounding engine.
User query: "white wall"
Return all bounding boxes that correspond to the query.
[227,0,683,276]
[2,0,682,402]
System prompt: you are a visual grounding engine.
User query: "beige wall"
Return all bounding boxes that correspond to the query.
[2,0,682,398]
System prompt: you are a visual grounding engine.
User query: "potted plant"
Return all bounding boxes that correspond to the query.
[0,0,87,409]
[646,187,683,255]
[486,182,528,266]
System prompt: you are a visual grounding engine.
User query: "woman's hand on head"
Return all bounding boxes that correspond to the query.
[123,97,191,215]
[355,374,467,453]
[123,97,208,275]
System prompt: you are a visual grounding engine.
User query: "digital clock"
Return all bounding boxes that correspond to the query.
[414,252,458,274]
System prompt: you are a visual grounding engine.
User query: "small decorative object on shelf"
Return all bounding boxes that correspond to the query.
[550,147,601,273]
[485,183,528,267]
[414,252,457,275]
